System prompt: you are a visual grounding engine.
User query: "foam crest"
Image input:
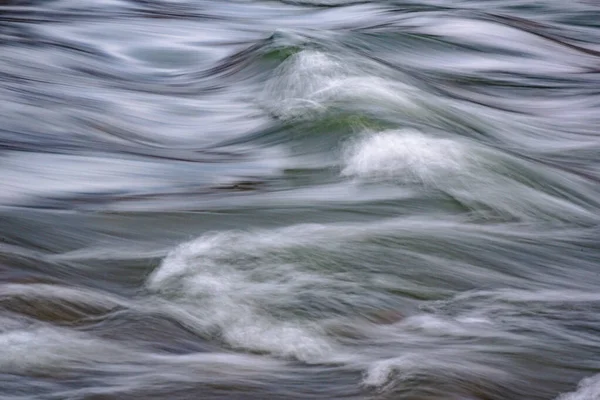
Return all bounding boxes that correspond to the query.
[362,350,512,388]
[147,227,356,363]
[342,129,468,184]
[261,50,419,119]
[342,129,595,221]
[148,225,331,289]
[556,375,600,400]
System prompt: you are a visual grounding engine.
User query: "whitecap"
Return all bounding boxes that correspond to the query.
[556,374,600,400]
[261,50,420,119]
[146,227,358,363]
[342,129,469,185]
[341,129,596,221]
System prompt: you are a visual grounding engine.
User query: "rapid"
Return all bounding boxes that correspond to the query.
[1,0,600,399]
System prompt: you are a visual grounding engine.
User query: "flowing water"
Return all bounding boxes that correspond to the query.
[2,0,600,399]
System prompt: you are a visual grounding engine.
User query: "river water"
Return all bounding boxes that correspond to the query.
[2,0,600,399]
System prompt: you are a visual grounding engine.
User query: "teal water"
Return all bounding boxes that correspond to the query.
[1,1,600,399]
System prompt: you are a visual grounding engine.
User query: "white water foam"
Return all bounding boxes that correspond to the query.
[342,129,595,221]
[145,217,528,367]
[362,349,513,388]
[147,227,359,363]
[146,217,599,387]
[147,220,497,363]
[0,320,289,398]
[261,50,420,119]
[556,374,600,400]
[0,326,133,374]
[342,129,469,185]
[360,313,512,388]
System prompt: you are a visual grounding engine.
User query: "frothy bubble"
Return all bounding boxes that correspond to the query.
[261,50,419,119]
[556,375,600,400]
[146,228,355,363]
[342,129,469,185]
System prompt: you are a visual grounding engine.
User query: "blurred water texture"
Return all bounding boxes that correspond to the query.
[2,0,600,399]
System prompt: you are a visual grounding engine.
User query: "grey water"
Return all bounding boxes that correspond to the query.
[2,0,600,399]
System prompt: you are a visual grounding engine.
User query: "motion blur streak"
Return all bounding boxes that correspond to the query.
[1,0,600,399]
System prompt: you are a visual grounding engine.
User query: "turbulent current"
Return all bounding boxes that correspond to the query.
[2,0,600,399]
